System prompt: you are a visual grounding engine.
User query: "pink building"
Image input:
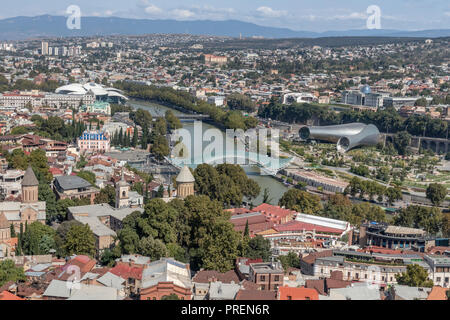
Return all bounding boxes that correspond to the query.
[78,131,110,153]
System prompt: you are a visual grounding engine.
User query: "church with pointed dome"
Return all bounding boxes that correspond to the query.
[176,166,195,199]
[0,166,46,235]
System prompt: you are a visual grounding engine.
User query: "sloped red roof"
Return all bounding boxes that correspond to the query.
[427,286,449,300]
[0,291,25,301]
[278,286,319,300]
[274,221,343,234]
[110,263,143,280]
[251,204,296,220]
[235,289,277,300]
[192,270,240,284]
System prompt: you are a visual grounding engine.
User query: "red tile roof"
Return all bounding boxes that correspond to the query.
[252,204,296,219]
[226,208,252,215]
[301,250,334,265]
[110,263,143,280]
[235,289,277,300]
[278,286,319,300]
[0,291,25,301]
[305,280,326,295]
[427,286,449,300]
[274,221,344,234]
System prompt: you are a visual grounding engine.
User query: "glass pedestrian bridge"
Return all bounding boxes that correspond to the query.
[168,151,294,176]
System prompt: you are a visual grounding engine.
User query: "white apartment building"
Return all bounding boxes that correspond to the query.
[424,255,450,288]
[0,91,95,109]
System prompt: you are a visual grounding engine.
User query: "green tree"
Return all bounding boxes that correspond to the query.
[63,224,96,257]
[385,187,402,206]
[76,171,96,186]
[201,221,240,272]
[245,235,271,261]
[94,185,116,207]
[117,227,140,254]
[396,264,434,287]
[278,189,322,214]
[278,251,300,271]
[22,222,56,255]
[0,260,26,286]
[151,135,170,161]
[414,98,428,107]
[394,205,443,235]
[226,93,257,113]
[131,126,139,148]
[165,110,182,132]
[393,131,412,156]
[39,183,58,223]
[426,183,447,207]
[137,236,168,260]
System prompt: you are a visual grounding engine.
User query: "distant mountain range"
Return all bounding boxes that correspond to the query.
[1,15,450,40]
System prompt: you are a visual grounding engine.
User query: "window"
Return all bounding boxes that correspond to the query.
[436,277,441,282]
[445,277,449,283]
[274,275,280,282]
[260,275,266,282]
[261,285,266,290]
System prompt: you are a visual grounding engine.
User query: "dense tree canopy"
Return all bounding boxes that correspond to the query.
[63,224,96,257]
[0,260,26,286]
[116,195,243,272]
[194,164,260,207]
[396,264,434,287]
[114,81,258,130]
[394,205,444,235]
[278,189,322,214]
[426,183,447,207]
[226,93,257,113]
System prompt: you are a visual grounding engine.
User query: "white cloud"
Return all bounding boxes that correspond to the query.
[256,6,287,18]
[445,12,450,17]
[171,9,195,19]
[145,4,162,15]
[331,12,367,20]
[104,10,114,16]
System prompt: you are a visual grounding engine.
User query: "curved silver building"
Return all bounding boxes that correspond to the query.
[299,123,381,153]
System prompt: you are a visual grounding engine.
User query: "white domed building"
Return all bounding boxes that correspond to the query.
[55,83,128,104]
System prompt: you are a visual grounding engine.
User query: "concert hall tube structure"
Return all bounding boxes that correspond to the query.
[299,123,381,153]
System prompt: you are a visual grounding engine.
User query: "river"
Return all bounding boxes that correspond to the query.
[128,99,289,205]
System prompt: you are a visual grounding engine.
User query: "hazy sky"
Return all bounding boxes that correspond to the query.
[2,0,450,31]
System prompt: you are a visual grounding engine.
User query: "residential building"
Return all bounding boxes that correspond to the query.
[140,258,192,300]
[77,131,110,154]
[423,255,450,288]
[249,262,284,291]
[388,284,431,300]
